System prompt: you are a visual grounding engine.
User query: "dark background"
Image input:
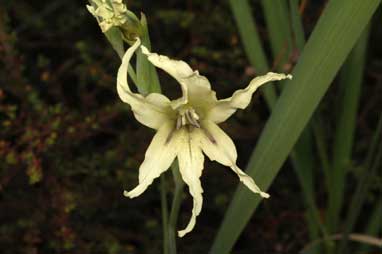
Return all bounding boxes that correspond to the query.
[1,1,381,253]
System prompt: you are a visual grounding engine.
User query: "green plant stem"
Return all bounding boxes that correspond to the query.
[168,164,184,254]
[136,14,161,94]
[160,175,169,254]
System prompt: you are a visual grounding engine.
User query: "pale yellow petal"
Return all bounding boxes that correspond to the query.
[124,122,178,198]
[207,72,292,123]
[117,38,174,129]
[86,5,96,16]
[177,129,204,237]
[141,46,217,112]
[184,72,218,118]
[199,121,269,198]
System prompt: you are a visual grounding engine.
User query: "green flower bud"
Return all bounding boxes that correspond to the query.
[87,0,142,43]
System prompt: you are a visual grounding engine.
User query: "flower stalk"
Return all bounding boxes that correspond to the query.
[168,165,184,254]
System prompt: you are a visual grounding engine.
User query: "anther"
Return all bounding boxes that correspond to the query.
[176,107,201,129]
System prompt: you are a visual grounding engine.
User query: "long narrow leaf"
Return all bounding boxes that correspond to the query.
[210,0,381,253]
[228,0,277,108]
[288,0,326,243]
[327,24,371,233]
[261,0,292,67]
[289,0,305,50]
[339,112,382,253]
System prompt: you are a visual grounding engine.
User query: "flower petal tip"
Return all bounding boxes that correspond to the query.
[286,74,293,80]
[177,230,187,238]
[141,45,150,55]
[123,190,135,198]
[86,5,94,13]
[260,192,270,199]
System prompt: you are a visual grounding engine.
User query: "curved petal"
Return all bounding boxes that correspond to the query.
[124,122,179,198]
[199,121,269,198]
[176,129,205,237]
[207,72,292,123]
[141,46,217,111]
[117,38,175,129]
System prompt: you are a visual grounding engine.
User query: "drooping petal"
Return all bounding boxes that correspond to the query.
[124,122,179,198]
[117,38,175,129]
[141,46,217,112]
[207,72,292,123]
[176,129,205,237]
[199,120,269,198]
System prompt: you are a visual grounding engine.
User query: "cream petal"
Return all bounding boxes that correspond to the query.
[124,122,178,198]
[141,46,217,111]
[117,38,174,129]
[207,72,292,123]
[86,5,96,16]
[199,121,269,198]
[177,129,205,237]
[184,72,218,117]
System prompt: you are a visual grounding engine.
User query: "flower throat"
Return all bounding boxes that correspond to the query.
[176,107,200,129]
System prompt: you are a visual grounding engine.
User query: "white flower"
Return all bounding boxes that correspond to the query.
[118,38,292,237]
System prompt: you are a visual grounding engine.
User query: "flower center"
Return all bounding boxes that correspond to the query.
[176,107,200,129]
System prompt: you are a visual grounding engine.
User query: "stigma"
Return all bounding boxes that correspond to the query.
[176,107,200,129]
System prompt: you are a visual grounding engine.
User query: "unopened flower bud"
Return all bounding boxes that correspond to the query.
[87,0,142,43]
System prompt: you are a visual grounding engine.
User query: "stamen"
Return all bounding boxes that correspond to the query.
[176,107,201,129]
[185,111,200,128]
[176,117,182,130]
[190,109,199,120]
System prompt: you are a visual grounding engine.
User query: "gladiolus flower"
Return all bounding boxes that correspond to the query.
[118,38,292,237]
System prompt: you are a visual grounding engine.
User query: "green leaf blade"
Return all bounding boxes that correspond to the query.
[210,0,381,253]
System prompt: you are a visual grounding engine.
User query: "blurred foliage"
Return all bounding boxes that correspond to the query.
[0,1,381,254]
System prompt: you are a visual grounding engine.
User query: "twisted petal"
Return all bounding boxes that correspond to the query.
[177,129,204,237]
[141,46,217,111]
[117,38,174,129]
[207,72,292,123]
[199,121,269,198]
[124,122,178,198]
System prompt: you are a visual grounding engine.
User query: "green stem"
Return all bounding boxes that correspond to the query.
[160,174,169,254]
[168,164,184,254]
